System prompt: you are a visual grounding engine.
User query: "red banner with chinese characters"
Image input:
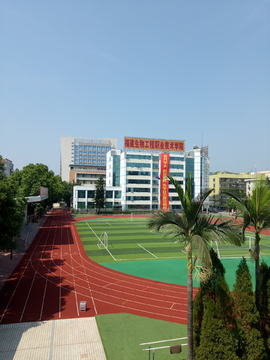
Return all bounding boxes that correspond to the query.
[160,153,170,211]
[124,137,184,152]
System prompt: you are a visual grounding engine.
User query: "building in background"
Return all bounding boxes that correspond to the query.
[106,147,185,210]
[185,145,210,201]
[72,137,210,211]
[60,137,117,183]
[209,171,254,210]
[245,171,270,197]
[1,158,14,177]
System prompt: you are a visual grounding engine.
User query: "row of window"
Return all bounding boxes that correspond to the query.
[126,196,179,202]
[75,145,111,151]
[127,187,159,193]
[127,162,151,168]
[75,155,106,159]
[74,161,106,165]
[77,190,121,198]
[127,171,151,176]
[77,202,119,209]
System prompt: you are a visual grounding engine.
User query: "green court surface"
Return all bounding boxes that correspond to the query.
[96,313,188,360]
[76,217,270,290]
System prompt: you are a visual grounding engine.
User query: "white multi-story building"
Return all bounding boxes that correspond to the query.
[60,137,117,182]
[185,146,210,200]
[72,138,210,211]
[106,149,185,210]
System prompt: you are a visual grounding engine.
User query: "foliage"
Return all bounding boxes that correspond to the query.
[0,155,4,178]
[8,163,64,214]
[94,176,106,213]
[0,176,26,252]
[62,181,74,207]
[223,177,270,310]
[148,174,242,360]
[259,261,270,356]
[195,294,238,360]
[193,250,239,359]
[233,258,265,359]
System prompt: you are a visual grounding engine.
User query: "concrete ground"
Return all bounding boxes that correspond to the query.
[0,317,106,360]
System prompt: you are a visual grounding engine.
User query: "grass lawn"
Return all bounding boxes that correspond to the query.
[96,313,188,360]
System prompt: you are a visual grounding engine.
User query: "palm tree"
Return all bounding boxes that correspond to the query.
[223,176,270,310]
[148,174,242,360]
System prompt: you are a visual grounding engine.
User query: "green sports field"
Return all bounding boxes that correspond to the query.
[76,216,270,264]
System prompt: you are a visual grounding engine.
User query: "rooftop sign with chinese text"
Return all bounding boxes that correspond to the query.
[124,137,185,152]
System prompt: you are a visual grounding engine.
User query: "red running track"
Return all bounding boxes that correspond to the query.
[0,209,192,325]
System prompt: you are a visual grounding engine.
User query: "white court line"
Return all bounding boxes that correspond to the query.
[67,219,79,317]
[39,219,59,320]
[138,244,158,259]
[86,222,118,261]
[0,218,50,324]
[46,215,188,304]
[20,272,37,322]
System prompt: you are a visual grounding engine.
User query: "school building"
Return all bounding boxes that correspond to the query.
[72,137,210,211]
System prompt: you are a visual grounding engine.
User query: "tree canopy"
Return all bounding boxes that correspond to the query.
[0,156,26,252]
[8,163,65,213]
[223,176,270,310]
[148,174,242,360]
[94,176,106,213]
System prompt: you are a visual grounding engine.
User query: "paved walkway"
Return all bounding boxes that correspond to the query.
[0,317,106,360]
[0,216,107,360]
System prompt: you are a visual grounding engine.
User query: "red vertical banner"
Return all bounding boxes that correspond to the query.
[160,153,170,211]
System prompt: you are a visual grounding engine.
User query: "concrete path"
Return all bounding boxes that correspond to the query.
[0,317,107,360]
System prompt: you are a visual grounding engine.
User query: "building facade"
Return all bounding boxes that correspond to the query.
[106,149,185,210]
[60,137,117,182]
[245,171,270,197]
[72,138,210,211]
[1,158,14,177]
[209,172,253,210]
[73,185,122,210]
[185,146,210,201]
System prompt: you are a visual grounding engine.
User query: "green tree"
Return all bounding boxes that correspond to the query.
[94,176,106,213]
[0,155,4,178]
[193,249,226,357]
[62,181,74,207]
[233,257,265,359]
[195,292,238,360]
[9,163,64,215]
[259,261,270,356]
[223,177,270,310]
[0,177,26,256]
[148,174,242,360]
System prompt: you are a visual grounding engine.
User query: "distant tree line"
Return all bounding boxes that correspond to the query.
[0,158,74,253]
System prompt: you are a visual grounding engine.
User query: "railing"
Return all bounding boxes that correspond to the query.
[140,337,187,360]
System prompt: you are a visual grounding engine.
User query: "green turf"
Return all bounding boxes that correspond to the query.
[76,217,270,290]
[76,217,270,263]
[96,313,188,360]
[101,257,270,291]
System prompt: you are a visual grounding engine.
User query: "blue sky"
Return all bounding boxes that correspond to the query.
[1,1,269,176]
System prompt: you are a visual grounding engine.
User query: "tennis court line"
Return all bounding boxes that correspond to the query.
[85,222,118,262]
[138,244,158,259]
